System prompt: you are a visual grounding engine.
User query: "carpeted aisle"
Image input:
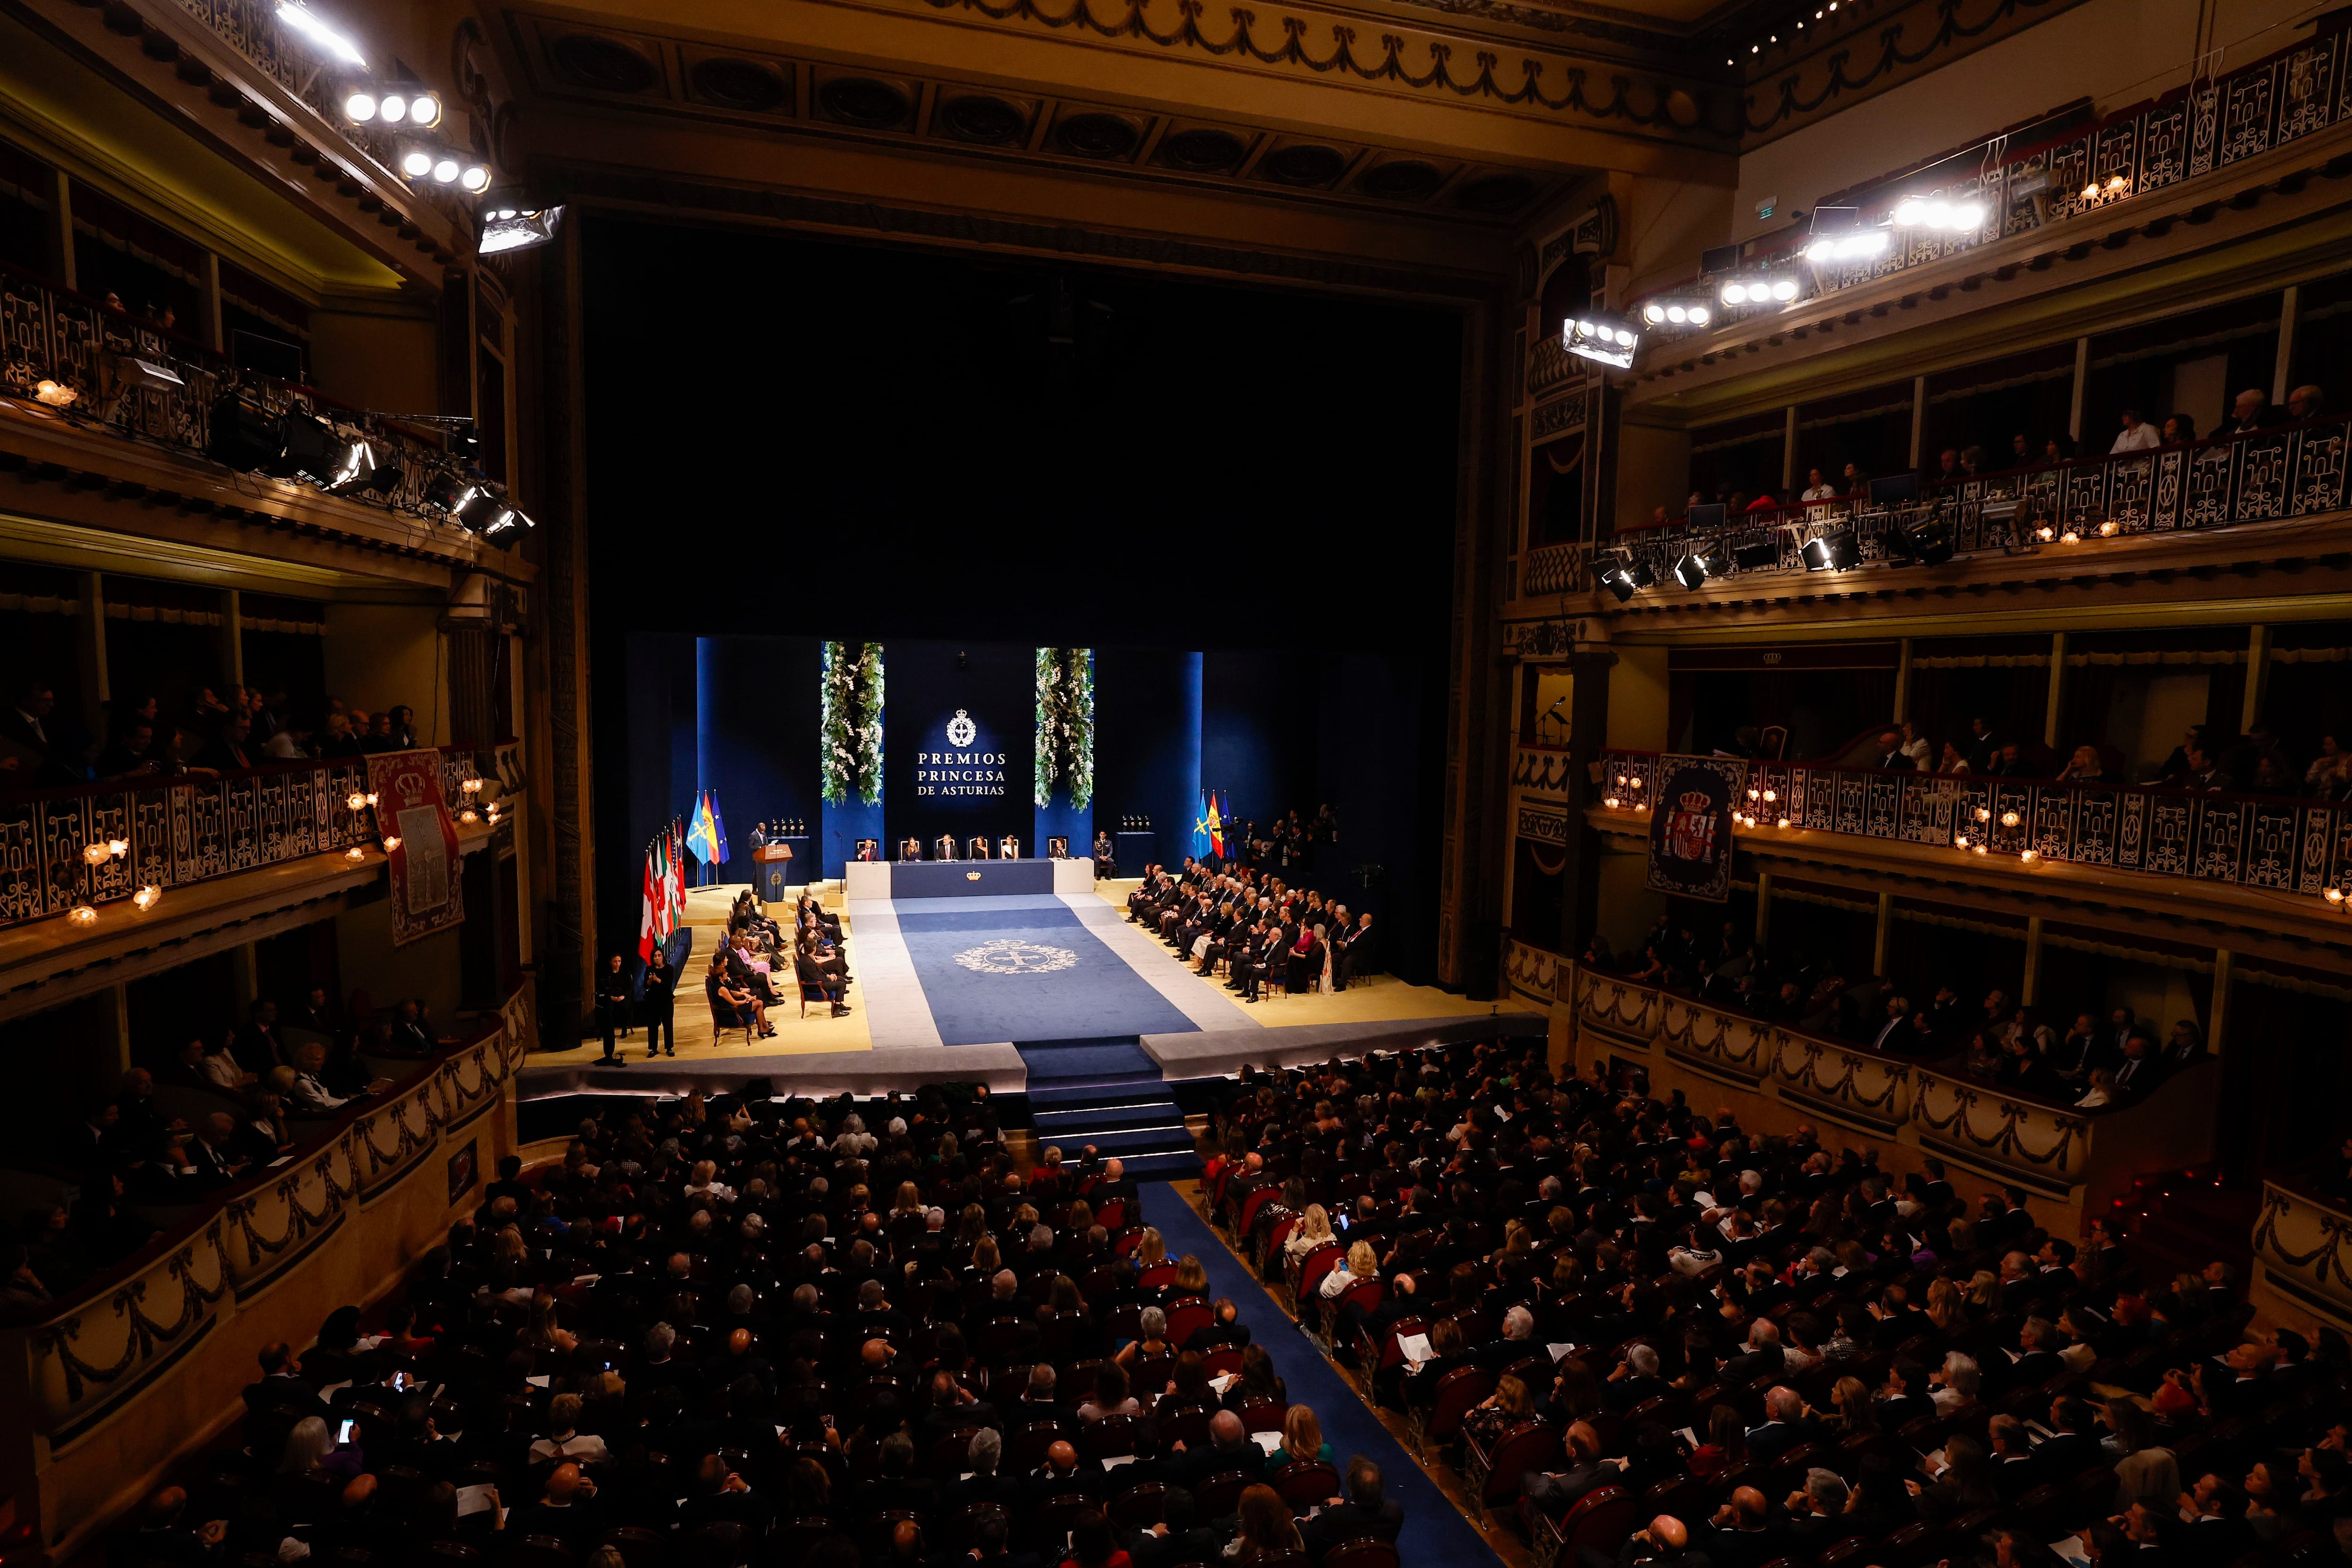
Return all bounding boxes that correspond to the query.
[1140,1185,1506,1568]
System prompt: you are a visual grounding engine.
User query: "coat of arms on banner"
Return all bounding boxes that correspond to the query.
[364,747,467,945]
[1645,754,1747,902]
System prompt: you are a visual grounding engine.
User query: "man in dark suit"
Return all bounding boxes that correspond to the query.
[1333,913,1375,991]
[1021,1440,1104,1520]
[1720,1319,1786,1386]
[1868,729,1907,770]
[796,949,850,1017]
[935,834,958,861]
[2034,1397,2101,1483]
[2,679,82,787]
[241,1342,326,1421]
[1605,1343,1669,1414]
[1131,1485,1221,1568]
[1742,1387,1817,1465]
[231,1000,288,1076]
[1303,1459,1404,1559]
[2169,1473,2258,1566]
[1875,1361,1936,1432]
[1521,1421,1617,1515]
[1985,1416,2040,1501]
[1697,1486,1790,1568]
[1170,1412,1267,1494]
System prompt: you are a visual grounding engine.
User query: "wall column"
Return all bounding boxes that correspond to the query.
[51,169,75,290]
[2210,947,2234,1054]
[2273,285,2299,405]
[93,982,132,1085]
[1908,376,1927,470]
[219,588,243,688]
[2021,915,2044,1005]
[1892,638,1913,722]
[1873,891,1892,978]
[2067,337,2090,448]
[2043,632,2066,747]
[1781,405,1798,491]
[1552,651,1613,964]
[2242,625,2271,730]
[229,941,257,1010]
[74,570,107,744]
[1755,868,1773,946]
[200,252,225,354]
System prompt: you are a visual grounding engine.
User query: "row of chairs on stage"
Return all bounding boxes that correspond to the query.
[849,835,1073,862]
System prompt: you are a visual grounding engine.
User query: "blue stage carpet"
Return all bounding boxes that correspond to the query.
[893,895,1200,1046]
[1141,1185,1505,1568]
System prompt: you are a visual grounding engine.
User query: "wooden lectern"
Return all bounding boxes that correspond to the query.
[755,841,793,902]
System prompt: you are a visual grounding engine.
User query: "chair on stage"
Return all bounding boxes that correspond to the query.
[999,834,1020,860]
[1046,836,1069,859]
[899,838,922,861]
[968,836,992,860]
[934,835,958,860]
[853,838,881,862]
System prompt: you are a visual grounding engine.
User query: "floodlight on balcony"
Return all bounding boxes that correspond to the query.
[277,1,367,69]
[479,206,564,256]
[1890,197,1986,230]
[1563,313,1640,370]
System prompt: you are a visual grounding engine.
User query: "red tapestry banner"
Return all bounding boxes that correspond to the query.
[365,748,465,946]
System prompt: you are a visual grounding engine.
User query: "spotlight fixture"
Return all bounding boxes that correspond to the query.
[276,0,367,68]
[1890,196,1987,231]
[1638,296,1715,329]
[111,354,185,391]
[1885,516,1955,566]
[480,206,564,256]
[1801,529,1859,571]
[1718,273,1803,307]
[399,149,434,179]
[477,507,533,547]
[1672,544,1730,589]
[344,87,442,128]
[450,487,507,533]
[1597,554,1654,601]
[277,412,360,484]
[1804,230,1891,263]
[1562,313,1641,370]
[207,394,288,470]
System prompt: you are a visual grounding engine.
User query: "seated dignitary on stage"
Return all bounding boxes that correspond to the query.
[935,834,958,860]
[854,839,880,862]
[1048,836,1069,859]
[795,943,851,1016]
[1094,831,1117,878]
[968,836,992,860]
[899,837,922,861]
[1000,834,1020,859]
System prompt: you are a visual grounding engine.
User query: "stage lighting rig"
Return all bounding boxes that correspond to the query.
[1717,271,1804,309]
[1885,515,1955,566]
[398,144,492,193]
[341,84,442,129]
[1802,206,1892,266]
[1801,528,1860,572]
[479,206,564,256]
[1562,313,1640,370]
[1638,296,1715,331]
[276,1,366,68]
[1890,194,1987,231]
[1672,543,1730,589]
[1598,554,1656,602]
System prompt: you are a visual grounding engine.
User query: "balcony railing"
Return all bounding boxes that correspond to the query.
[1595,746,2352,902]
[5,982,530,1470]
[1588,410,2352,598]
[1569,964,2217,1205]
[1669,26,2351,318]
[0,264,476,531]
[1512,744,1577,795]
[1527,335,1589,401]
[0,747,490,932]
[2254,1176,2352,1330]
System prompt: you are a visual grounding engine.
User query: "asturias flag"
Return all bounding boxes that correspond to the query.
[686,790,717,864]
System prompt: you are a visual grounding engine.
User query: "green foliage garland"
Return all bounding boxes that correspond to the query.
[820,641,885,805]
[1034,648,1094,809]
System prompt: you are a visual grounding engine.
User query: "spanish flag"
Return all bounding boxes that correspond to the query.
[1200,789,1224,859]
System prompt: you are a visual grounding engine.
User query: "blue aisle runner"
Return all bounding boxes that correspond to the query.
[1140,1185,1506,1568]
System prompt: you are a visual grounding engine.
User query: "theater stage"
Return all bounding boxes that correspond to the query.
[519,880,1539,1105]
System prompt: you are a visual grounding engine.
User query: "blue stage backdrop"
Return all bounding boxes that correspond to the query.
[884,641,1037,855]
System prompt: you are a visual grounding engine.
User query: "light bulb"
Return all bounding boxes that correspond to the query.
[1972,843,1989,856]
[2328,887,2347,905]
[1955,834,1971,848]
[432,158,461,183]
[1748,789,1760,800]
[380,93,408,124]
[1723,282,1749,304]
[347,847,367,860]
[2020,849,2038,863]
[401,150,434,177]
[381,836,402,852]
[344,91,378,122]
[2098,520,2118,536]
[2061,529,2082,544]
[108,839,128,857]
[1762,790,1776,803]
[1893,200,1924,226]
[132,885,161,911]
[461,165,492,193]
[1629,777,1644,789]
[2001,810,2020,827]
[460,808,481,824]
[69,904,97,924]
[410,94,442,128]
[1605,797,1621,809]
[82,842,112,865]
[1776,817,1790,829]
[1687,306,1709,325]
[2082,182,2100,201]
[462,778,483,793]
[366,793,378,807]
[1771,279,1798,301]
[1666,305,1687,323]
[1644,304,1666,324]
[347,791,370,811]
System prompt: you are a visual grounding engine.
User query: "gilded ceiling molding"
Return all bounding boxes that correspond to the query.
[537,162,1505,298]
[905,0,1733,140]
[1742,0,2092,145]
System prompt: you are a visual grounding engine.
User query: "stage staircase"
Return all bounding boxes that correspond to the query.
[1017,1037,1200,1180]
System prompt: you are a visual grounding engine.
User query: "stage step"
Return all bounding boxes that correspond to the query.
[1053,1124,1196,1156]
[1033,1101,1181,1134]
[1027,1078,1170,1109]
[1119,1149,1205,1179]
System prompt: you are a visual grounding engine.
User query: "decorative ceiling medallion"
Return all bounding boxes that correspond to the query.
[1260,144,1348,186]
[938,95,1029,144]
[1057,112,1142,159]
[549,33,659,94]
[1159,127,1247,172]
[689,57,788,112]
[817,76,913,129]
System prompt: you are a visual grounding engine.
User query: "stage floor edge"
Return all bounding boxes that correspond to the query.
[514,1012,1547,1102]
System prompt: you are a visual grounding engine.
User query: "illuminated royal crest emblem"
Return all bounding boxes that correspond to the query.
[1662,789,1720,865]
[946,709,977,747]
[954,940,1077,975]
